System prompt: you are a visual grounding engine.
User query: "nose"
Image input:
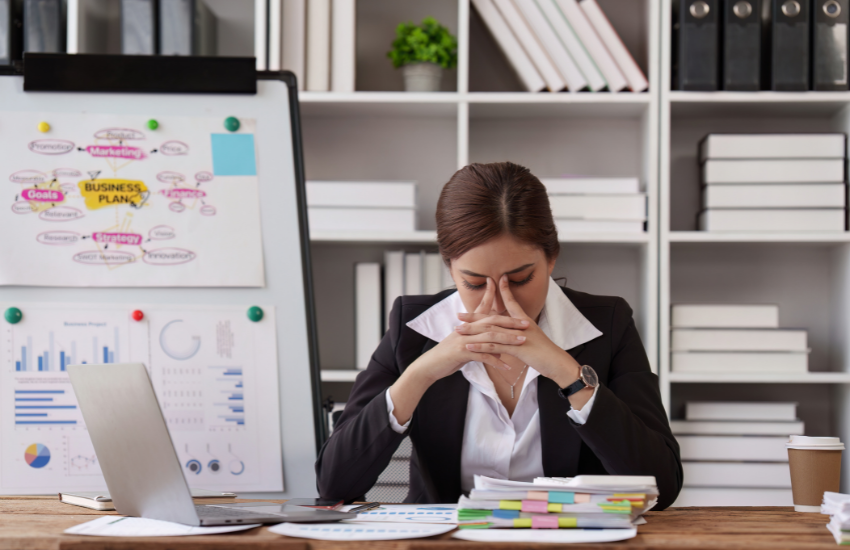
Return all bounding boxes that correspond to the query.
[493,286,505,314]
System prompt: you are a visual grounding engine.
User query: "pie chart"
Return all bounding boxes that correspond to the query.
[24,444,50,468]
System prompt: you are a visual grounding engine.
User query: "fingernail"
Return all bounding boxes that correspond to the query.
[520,320,529,326]
[516,336,526,342]
[466,344,475,350]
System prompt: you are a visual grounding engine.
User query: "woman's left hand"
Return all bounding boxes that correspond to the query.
[456,275,581,389]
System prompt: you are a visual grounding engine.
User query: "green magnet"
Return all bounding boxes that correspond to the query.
[224,116,240,132]
[147,119,159,130]
[5,307,22,324]
[247,306,263,322]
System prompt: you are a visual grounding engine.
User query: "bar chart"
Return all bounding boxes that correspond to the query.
[15,328,120,371]
[211,366,245,427]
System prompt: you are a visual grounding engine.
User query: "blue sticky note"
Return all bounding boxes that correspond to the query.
[211,133,257,176]
[549,491,575,504]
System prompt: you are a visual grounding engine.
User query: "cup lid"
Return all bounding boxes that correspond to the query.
[786,435,845,450]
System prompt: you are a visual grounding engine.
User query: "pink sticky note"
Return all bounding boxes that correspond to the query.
[522,500,549,514]
[532,515,560,529]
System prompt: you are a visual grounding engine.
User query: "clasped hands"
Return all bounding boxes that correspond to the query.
[419,274,581,390]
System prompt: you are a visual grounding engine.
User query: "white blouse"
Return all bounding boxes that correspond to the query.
[386,277,603,494]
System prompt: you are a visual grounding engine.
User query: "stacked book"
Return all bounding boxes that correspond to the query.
[698,134,848,232]
[673,402,799,506]
[541,177,645,233]
[306,181,417,233]
[457,474,657,529]
[260,0,356,92]
[471,0,648,92]
[356,252,452,370]
[671,304,809,374]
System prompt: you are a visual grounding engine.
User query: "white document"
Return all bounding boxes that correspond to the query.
[0,112,265,287]
[671,329,808,352]
[677,435,789,461]
[548,194,646,220]
[698,209,846,232]
[541,177,640,194]
[0,303,283,494]
[270,522,454,541]
[65,515,259,537]
[699,133,846,161]
[702,184,846,208]
[344,504,458,524]
[671,304,779,328]
[453,527,637,543]
[702,159,845,183]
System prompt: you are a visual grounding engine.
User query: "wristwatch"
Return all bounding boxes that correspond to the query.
[557,365,599,399]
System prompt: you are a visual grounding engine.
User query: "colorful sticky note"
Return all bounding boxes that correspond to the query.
[211,133,257,176]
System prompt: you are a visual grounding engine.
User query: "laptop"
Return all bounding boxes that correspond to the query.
[67,363,357,526]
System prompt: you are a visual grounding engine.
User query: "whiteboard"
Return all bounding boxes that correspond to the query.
[0,75,321,498]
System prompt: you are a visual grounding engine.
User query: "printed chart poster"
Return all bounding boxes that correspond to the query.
[0,113,265,286]
[0,303,283,494]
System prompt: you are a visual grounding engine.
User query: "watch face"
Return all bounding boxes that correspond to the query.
[580,365,599,388]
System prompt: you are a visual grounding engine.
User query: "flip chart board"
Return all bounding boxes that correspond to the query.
[0,73,321,497]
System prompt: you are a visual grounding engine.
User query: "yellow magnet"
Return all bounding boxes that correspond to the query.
[37,122,50,133]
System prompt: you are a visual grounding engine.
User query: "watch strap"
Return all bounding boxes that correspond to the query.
[557,378,586,399]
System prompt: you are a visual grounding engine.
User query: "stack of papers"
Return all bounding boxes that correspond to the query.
[822,492,850,543]
[456,475,657,530]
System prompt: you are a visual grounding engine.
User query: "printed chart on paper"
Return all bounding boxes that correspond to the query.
[0,113,265,286]
[0,303,283,494]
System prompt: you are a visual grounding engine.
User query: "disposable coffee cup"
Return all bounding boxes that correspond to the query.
[786,435,844,513]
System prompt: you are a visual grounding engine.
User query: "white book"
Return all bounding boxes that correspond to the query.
[579,0,647,92]
[670,420,805,436]
[306,181,416,208]
[702,184,846,209]
[698,209,846,232]
[471,0,546,92]
[702,159,845,184]
[555,219,644,233]
[423,253,444,295]
[535,0,605,91]
[541,177,640,194]
[671,329,807,352]
[677,435,789,461]
[404,252,423,295]
[331,0,355,93]
[254,0,268,70]
[307,207,416,232]
[554,0,627,91]
[306,0,330,91]
[355,263,381,370]
[686,402,797,422]
[384,250,405,326]
[493,0,567,91]
[268,0,282,70]
[673,487,792,507]
[682,462,792,489]
[671,351,808,373]
[672,304,779,328]
[514,0,589,92]
[699,134,846,161]
[549,194,646,220]
[282,0,306,90]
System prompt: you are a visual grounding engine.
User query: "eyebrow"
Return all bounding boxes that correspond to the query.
[459,263,535,278]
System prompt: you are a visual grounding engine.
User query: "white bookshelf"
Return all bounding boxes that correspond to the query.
[303,1,659,397]
[659,0,850,495]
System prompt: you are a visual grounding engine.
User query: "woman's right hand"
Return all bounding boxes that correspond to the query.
[407,278,529,384]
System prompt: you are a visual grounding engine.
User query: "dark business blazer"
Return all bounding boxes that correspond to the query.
[315,286,683,510]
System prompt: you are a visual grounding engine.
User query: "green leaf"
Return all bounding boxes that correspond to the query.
[386,17,458,69]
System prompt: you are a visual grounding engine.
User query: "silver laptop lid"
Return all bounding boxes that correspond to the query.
[68,363,200,526]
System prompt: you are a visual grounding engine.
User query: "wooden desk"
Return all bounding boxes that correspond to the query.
[0,497,838,549]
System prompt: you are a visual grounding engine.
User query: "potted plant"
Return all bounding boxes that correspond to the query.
[387,17,458,92]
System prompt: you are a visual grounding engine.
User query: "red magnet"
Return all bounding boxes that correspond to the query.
[131,310,144,321]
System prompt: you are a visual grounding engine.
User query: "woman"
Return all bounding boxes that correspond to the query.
[315,162,682,509]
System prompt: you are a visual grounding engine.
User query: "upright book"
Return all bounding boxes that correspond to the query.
[23,0,63,53]
[555,0,627,91]
[722,0,760,90]
[282,0,306,90]
[676,0,719,90]
[355,263,381,370]
[159,0,216,56]
[471,0,546,92]
[772,0,810,90]
[384,251,405,327]
[813,0,849,90]
[121,0,157,55]
[536,0,606,91]
[306,0,331,91]
[331,0,356,92]
[579,0,648,92]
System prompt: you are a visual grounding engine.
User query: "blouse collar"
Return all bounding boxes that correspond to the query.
[406,277,603,350]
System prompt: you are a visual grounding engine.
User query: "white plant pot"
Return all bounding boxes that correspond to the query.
[402,62,443,92]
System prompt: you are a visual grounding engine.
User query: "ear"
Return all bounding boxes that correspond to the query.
[547,256,557,277]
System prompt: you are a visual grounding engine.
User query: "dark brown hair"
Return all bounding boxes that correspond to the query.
[436,162,559,264]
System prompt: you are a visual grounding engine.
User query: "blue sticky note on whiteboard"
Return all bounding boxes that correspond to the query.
[211,133,257,176]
